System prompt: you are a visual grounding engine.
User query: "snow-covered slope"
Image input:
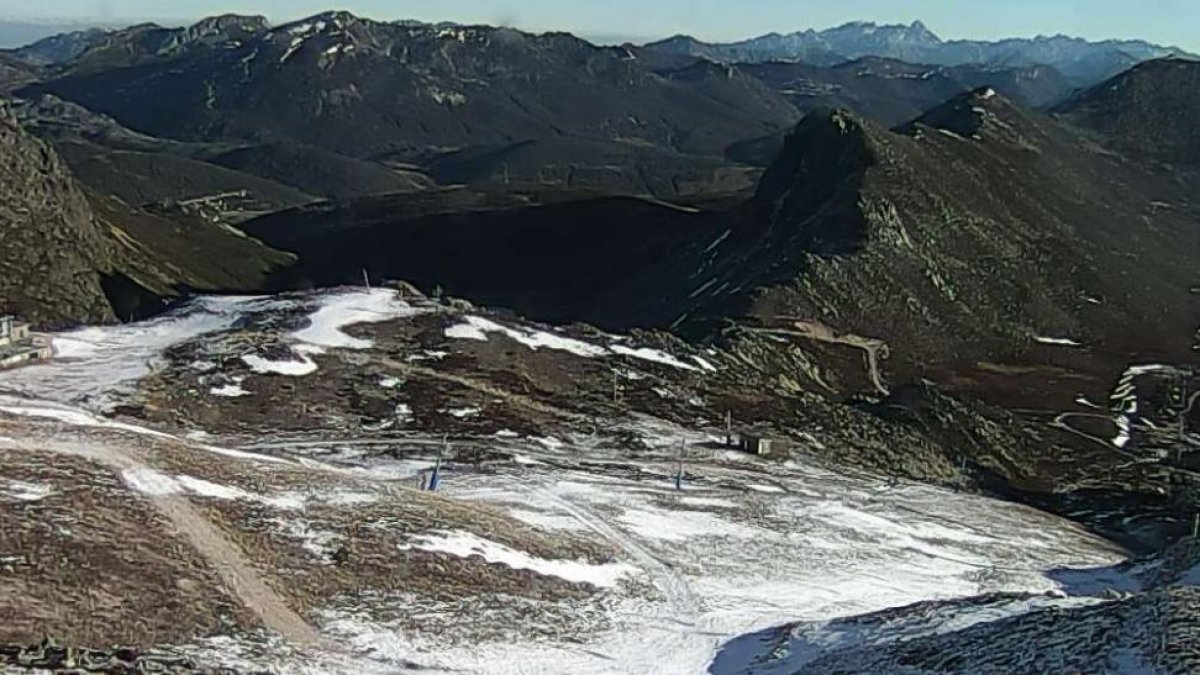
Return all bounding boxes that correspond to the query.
[0,286,1169,674]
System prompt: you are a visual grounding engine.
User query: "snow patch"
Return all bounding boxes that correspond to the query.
[174,475,302,510]
[1,479,52,502]
[190,360,218,373]
[678,495,738,509]
[291,289,419,350]
[535,436,564,450]
[122,468,182,496]
[617,506,760,542]
[747,483,785,494]
[273,517,340,563]
[394,404,413,424]
[1,295,262,406]
[241,352,318,377]
[211,383,251,397]
[444,316,607,357]
[399,530,634,587]
[443,315,704,372]
[1035,336,1082,347]
[316,491,380,507]
[610,345,697,371]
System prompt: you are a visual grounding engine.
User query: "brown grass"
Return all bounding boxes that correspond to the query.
[0,449,256,647]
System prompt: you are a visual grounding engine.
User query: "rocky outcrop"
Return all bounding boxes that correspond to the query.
[0,101,117,326]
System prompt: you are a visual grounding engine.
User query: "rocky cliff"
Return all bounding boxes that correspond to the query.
[0,101,117,326]
[0,100,293,327]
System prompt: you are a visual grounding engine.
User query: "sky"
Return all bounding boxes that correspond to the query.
[2,0,1197,50]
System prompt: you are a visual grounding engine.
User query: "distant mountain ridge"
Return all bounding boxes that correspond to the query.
[1056,58,1200,168]
[15,11,799,195]
[645,20,1194,86]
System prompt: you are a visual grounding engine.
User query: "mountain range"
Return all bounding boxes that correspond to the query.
[645,20,1194,86]
[1,8,1199,672]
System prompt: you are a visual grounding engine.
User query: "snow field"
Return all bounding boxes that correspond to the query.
[399,530,636,587]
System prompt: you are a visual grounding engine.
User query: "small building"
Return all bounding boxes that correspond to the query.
[0,316,30,346]
[736,430,793,458]
[0,316,51,369]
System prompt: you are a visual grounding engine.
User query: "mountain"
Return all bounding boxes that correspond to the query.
[0,21,110,51]
[10,94,318,217]
[4,27,108,65]
[232,75,1200,533]
[0,100,293,327]
[719,89,1199,394]
[737,57,1074,130]
[21,12,797,168]
[1057,58,1200,168]
[239,84,1200,383]
[646,33,845,67]
[20,15,270,74]
[644,21,1193,87]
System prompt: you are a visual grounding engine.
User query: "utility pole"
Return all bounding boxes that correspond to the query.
[612,370,621,404]
[675,439,685,492]
[362,268,371,289]
[725,411,733,447]
[429,435,447,492]
[1193,512,1199,540]
[1176,371,1189,465]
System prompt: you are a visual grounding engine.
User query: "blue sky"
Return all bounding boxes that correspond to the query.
[4,0,1197,50]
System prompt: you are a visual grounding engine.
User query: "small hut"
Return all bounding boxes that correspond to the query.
[0,316,51,369]
[736,429,792,458]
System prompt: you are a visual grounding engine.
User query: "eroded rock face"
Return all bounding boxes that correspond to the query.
[0,101,116,327]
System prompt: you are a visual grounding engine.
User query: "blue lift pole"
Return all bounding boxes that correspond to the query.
[429,436,446,492]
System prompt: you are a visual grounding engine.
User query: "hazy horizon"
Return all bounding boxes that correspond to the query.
[0,1,1197,51]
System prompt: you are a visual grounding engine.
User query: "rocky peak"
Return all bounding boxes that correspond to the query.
[193,14,269,32]
[155,14,271,55]
[906,20,939,42]
[185,14,270,40]
[897,86,1027,139]
[275,10,368,36]
[752,109,875,253]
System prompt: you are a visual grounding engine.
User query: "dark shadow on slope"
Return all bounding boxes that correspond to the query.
[707,623,791,675]
[99,272,176,323]
[1044,561,1143,597]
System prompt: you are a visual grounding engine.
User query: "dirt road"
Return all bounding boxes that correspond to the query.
[5,424,321,647]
